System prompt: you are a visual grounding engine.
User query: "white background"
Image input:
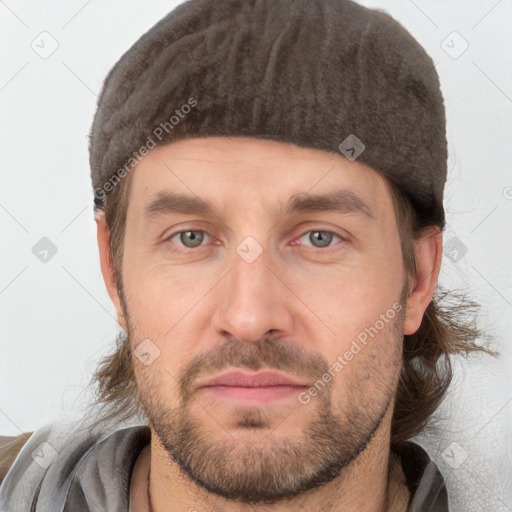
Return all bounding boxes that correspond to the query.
[1,0,511,509]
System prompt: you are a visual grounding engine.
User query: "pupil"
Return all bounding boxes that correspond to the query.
[312,231,331,247]
[182,231,203,247]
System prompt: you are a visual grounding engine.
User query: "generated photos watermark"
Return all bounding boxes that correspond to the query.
[298,302,403,405]
[94,97,198,204]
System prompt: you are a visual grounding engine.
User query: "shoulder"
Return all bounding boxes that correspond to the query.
[0,421,96,512]
[0,419,150,512]
[0,432,34,484]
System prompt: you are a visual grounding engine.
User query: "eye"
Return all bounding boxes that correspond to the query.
[296,230,343,249]
[167,230,211,249]
[165,228,344,251]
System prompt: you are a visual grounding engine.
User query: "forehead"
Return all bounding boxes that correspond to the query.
[125,136,394,220]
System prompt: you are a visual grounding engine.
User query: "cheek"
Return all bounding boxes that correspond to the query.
[122,249,202,330]
[122,257,210,376]
[294,256,403,335]
[289,248,404,381]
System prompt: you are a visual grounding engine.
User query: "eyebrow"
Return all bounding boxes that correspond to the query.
[142,189,374,221]
[277,189,374,219]
[143,192,213,219]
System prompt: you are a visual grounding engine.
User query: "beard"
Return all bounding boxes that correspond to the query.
[129,305,404,505]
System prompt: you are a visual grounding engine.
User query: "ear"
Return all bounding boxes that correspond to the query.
[403,227,443,335]
[96,211,128,332]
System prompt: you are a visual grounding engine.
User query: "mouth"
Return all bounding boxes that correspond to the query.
[197,369,310,405]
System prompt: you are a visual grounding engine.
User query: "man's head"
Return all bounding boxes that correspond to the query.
[85,0,487,505]
[95,136,441,502]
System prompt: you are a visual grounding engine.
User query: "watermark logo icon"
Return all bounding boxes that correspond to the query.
[236,236,263,264]
[32,237,58,263]
[441,441,468,469]
[444,236,468,263]
[338,134,365,161]
[31,442,58,469]
[31,31,59,60]
[441,31,469,60]
[134,338,161,366]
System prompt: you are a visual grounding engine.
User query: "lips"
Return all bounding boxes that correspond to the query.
[196,370,310,405]
[198,370,309,389]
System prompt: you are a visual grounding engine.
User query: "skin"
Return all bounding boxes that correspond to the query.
[96,136,442,512]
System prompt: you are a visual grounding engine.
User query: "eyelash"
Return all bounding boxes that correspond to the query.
[165,228,345,251]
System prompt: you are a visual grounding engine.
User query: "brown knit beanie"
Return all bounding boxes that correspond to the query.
[89,0,447,228]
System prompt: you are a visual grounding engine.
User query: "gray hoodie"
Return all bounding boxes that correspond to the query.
[0,421,449,511]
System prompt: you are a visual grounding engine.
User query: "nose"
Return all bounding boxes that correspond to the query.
[210,248,294,343]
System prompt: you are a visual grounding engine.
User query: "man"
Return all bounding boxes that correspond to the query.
[0,0,490,510]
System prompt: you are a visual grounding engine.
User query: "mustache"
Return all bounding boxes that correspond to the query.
[178,335,329,400]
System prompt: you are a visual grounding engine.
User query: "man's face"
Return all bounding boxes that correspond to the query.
[117,136,408,503]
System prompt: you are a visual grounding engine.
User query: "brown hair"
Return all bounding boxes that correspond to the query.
[387,183,496,449]
[84,169,496,449]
